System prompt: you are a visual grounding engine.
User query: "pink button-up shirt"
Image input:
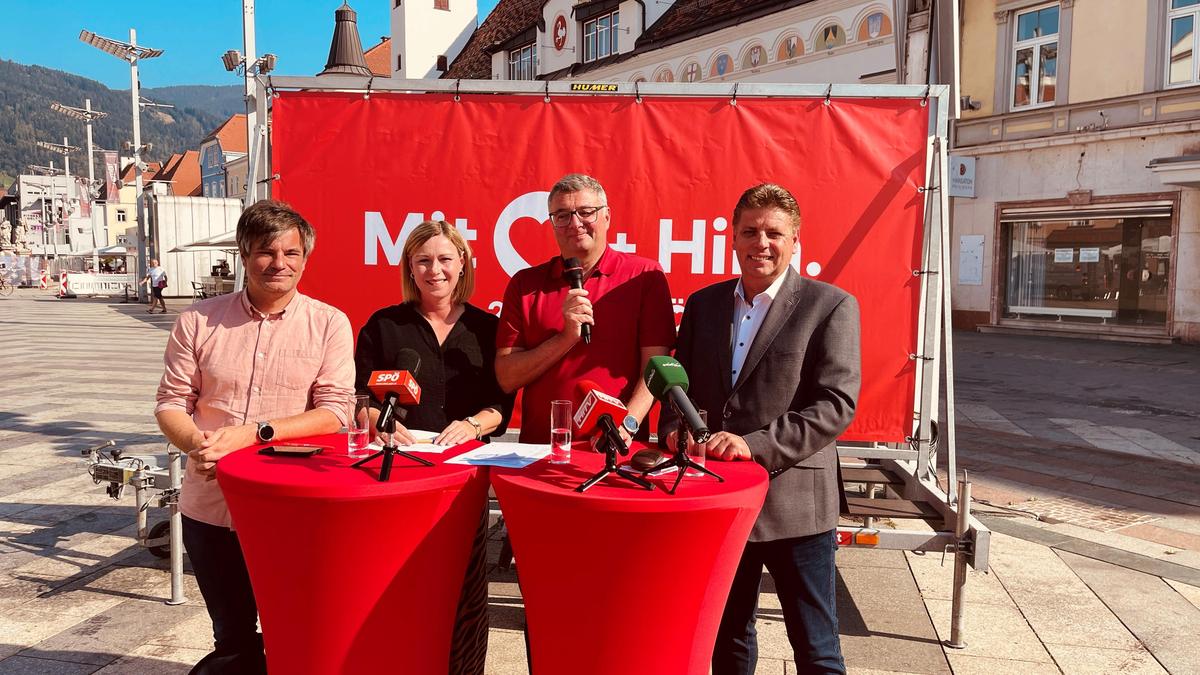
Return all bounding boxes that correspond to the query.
[155,290,354,527]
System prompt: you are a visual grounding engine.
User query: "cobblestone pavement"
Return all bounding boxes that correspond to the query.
[1,289,1199,673]
[951,331,1200,465]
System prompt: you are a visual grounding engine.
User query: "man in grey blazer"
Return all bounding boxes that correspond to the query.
[660,183,860,674]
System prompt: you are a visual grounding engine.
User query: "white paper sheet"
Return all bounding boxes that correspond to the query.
[366,429,455,454]
[444,443,552,468]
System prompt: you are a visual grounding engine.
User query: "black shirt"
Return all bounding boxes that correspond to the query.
[354,303,513,438]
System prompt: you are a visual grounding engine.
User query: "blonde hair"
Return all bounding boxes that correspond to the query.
[400,220,475,305]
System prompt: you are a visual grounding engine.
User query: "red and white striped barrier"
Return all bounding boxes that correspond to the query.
[39,270,48,290]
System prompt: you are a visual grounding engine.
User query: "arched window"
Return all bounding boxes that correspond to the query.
[775,34,803,61]
[856,11,893,41]
[741,44,766,70]
[814,23,846,51]
[709,53,732,78]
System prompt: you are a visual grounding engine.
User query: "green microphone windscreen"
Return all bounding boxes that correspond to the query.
[644,355,689,399]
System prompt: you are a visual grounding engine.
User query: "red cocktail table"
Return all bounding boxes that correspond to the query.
[491,444,768,674]
[217,435,487,674]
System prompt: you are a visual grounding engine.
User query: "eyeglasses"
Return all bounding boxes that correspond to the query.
[549,205,608,229]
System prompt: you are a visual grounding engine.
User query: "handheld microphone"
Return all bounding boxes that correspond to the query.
[643,356,710,443]
[562,256,591,344]
[573,379,630,456]
[366,349,422,431]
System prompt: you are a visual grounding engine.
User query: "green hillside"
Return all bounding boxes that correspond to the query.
[0,59,237,180]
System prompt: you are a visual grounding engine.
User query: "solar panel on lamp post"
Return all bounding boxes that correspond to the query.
[79,28,163,302]
[50,101,108,191]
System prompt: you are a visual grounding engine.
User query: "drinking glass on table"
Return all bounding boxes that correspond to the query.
[549,400,572,464]
[685,410,708,477]
[348,394,371,458]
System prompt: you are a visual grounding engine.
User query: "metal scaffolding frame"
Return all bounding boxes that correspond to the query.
[249,76,989,644]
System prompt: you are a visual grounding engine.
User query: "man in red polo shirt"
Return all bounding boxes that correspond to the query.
[496,173,676,443]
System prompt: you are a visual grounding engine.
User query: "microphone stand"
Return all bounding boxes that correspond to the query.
[575,417,654,493]
[351,406,433,481]
[646,403,725,495]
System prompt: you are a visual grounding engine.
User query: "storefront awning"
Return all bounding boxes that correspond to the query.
[999,200,1173,223]
[1147,154,1200,189]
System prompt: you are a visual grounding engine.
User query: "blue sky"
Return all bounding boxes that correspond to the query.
[3,0,498,88]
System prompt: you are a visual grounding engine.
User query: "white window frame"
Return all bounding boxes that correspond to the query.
[1166,0,1200,87]
[583,10,619,63]
[508,42,537,80]
[1010,3,1060,111]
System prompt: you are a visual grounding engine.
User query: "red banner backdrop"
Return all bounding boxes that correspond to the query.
[273,91,930,443]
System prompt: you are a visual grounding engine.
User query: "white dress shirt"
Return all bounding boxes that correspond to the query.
[730,272,789,387]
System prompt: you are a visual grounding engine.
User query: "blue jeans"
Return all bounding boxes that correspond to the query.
[713,530,845,675]
[181,515,266,674]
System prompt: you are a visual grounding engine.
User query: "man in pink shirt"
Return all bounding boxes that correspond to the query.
[496,173,676,443]
[155,200,354,673]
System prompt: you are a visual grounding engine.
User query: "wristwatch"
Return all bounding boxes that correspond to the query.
[465,416,483,440]
[621,414,640,437]
[256,421,275,443]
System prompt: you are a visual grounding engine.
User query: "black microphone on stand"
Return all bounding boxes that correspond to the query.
[562,257,591,345]
[352,348,434,478]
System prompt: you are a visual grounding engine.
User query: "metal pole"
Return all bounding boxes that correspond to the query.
[130,28,149,302]
[62,137,72,177]
[84,100,96,185]
[83,102,101,272]
[242,0,258,206]
[166,448,187,605]
[946,475,971,649]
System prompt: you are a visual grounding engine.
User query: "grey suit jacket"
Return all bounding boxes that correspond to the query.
[660,268,861,541]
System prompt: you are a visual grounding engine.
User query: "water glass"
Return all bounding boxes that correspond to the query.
[348,394,371,458]
[549,400,572,464]
[685,410,708,477]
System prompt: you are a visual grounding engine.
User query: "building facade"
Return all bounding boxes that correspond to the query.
[198,115,248,199]
[392,0,477,78]
[953,0,1200,343]
[440,0,900,86]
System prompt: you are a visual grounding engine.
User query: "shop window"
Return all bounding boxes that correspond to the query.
[1168,0,1200,86]
[1011,4,1059,108]
[1004,217,1171,326]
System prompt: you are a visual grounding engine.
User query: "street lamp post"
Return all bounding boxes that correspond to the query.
[33,143,77,256]
[27,165,64,253]
[36,139,78,177]
[79,29,163,301]
[221,0,276,209]
[50,100,108,190]
[51,101,110,272]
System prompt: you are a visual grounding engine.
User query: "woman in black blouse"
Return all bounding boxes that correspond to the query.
[355,220,511,444]
[354,220,511,675]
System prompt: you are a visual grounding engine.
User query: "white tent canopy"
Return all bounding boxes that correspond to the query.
[170,230,237,253]
[59,245,129,257]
